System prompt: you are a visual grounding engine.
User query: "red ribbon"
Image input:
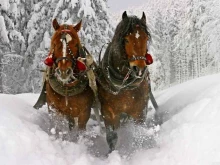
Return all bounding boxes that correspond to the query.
[145,53,153,65]
[44,53,54,67]
[76,60,86,71]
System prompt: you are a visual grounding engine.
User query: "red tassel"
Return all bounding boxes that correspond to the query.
[76,60,86,71]
[145,53,153,65]
[44,56,54,67]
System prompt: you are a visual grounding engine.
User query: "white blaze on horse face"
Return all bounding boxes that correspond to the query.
[135,30,140,39]
[61,39,67,64]
[60,34,72,64]
[65,34,72,43]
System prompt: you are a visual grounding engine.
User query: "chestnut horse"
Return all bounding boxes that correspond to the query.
[96,11,151,152]
[36,19,96,131]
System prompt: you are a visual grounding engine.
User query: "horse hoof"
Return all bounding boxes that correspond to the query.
[106,131,118,153]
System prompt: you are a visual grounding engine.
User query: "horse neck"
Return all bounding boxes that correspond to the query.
[102,41,128,76]
[78,44,85,58]
[70,43,85,59]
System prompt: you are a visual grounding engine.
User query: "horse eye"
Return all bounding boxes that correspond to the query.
[124,38,129,43]
[55,68,61,75]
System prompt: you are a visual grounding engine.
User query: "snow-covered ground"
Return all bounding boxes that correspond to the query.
[1,73,220,165]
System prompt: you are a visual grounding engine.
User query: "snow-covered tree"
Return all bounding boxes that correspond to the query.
[1,53,24,93]
[1,0,220,93]
[21,0,56,92]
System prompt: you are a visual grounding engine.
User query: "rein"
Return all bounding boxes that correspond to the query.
[98,43,109,65]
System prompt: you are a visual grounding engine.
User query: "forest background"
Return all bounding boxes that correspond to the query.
[0,0,219,94]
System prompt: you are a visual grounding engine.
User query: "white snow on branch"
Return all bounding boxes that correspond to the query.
[0,16,9,43]
[0,0,10,11]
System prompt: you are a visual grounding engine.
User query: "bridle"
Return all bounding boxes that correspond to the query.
[128,55,147,62]
[53,24,78,69]
[46,25,91,97]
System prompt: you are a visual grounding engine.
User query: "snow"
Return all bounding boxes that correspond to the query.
[1,73,220,164]
[8,3,17,18]
[8,30,25,42]
[0,16,9,43]
[40,31,51,50]
[70,0,78,9]
[78,0,96,18]
[0,0,10,11]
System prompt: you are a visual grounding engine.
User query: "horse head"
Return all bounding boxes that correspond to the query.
[121,11,150,77]
[50,19,82,84]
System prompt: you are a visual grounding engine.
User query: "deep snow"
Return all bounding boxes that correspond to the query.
[1,73,220,165]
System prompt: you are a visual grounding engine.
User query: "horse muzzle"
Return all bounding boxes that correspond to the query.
[129,58,147,77]
[131,65,147,78]
[55,67,74,84]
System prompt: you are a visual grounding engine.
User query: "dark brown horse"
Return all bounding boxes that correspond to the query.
[96,11,151,152]
[35,19,97,131]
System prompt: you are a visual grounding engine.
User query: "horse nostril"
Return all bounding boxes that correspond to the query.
[66,68,72,75]
[56,68,61,75]
[133,66,139,72]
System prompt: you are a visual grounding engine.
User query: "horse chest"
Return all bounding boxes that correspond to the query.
[99,81,148,113]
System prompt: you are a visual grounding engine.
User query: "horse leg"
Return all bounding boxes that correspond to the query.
[106,124,118,153]
[102,108,120,153]
[46,104,57,135]
[78,109,91,131]
[67,116,75,131]
[93,98,102,131]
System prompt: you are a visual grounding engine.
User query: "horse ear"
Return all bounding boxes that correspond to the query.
[52,19,60,30]
[74,20,82,32]
[141,12,146,24]
[122,11,128,20]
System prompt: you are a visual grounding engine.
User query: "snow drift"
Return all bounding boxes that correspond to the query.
[1,73,220,165]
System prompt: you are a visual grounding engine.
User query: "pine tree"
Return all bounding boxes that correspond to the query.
[22,0,56,92]
[2,0,220,93]
[0,1,22,93]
